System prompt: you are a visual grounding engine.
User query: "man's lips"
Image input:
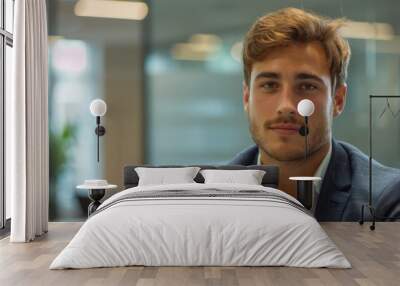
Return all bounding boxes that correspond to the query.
[269,124,301,135]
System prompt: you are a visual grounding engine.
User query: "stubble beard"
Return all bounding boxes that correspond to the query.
[248,117,331,163]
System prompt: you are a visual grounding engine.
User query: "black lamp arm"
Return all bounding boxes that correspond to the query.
[304,116,309,161]
[94,116,106,162]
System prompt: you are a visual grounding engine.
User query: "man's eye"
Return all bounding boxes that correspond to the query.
[262,82,279,90]
[299,83,317,91]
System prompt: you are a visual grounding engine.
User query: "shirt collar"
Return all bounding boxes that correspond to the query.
[257,144,332,180]
[313,144,332,181]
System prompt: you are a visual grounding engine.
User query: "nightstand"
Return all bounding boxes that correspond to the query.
[289,176,321,210]
[77,181,117,216]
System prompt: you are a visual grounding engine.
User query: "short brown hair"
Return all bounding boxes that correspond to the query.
[242,7,351,89]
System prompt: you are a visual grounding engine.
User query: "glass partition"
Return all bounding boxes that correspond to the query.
[48,0,145,220]
[146,0,400,168]
[48,0,400,220]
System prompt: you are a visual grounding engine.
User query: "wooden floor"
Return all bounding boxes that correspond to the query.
[0,222,399,286]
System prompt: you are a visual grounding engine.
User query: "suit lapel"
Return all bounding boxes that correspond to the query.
[229,145,259,166]
[315,140,352,221]
[252,148,258,165]
[244,145,259,165]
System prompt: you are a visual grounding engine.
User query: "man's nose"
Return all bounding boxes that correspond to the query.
[276,87,297,116]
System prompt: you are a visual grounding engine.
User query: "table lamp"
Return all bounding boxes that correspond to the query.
[90,99,107,162]
[290,99,319,210]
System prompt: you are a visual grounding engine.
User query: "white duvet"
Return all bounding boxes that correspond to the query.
[50,183,351,269]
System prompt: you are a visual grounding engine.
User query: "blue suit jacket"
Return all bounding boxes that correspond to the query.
[229,139,400,221]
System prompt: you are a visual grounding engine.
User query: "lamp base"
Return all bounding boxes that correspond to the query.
[359,204,376,230]
[289,177,321,211]
[88,188,106,216]
[296,180,313,210]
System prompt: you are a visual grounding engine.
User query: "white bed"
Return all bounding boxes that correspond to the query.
[50,183,351,269]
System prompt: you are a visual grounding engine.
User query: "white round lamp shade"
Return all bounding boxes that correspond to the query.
[90,99,107,117]
[297,99,315,117]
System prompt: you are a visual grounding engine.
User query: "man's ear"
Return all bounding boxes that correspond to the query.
[243,81,250,113]
[333,83,347,117]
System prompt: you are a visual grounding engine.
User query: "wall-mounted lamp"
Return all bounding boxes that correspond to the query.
[90,99,107,162]
[292,99,319,211]
[297,99,315,160]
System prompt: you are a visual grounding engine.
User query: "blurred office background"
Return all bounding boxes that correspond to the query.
[46,0,400,220]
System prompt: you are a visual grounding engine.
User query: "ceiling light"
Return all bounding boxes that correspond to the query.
[171,43,209,61]
[171,34,222,61]
[230,41,242,62]
[190,34,222,46]
[339,21,394,41]
[74,0,148,21]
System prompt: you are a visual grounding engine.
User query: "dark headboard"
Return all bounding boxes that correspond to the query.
[123,165,279,189]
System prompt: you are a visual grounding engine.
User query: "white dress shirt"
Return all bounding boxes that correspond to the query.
[257,145,332,214]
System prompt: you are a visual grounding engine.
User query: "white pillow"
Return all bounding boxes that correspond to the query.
[135,167,201,186]
[200,169,266,185]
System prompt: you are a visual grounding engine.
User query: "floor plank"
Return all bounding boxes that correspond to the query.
[0,222,399,286]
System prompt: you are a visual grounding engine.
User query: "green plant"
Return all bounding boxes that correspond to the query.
[49,123,77,220]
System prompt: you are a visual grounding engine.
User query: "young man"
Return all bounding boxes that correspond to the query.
[230,8,400,221]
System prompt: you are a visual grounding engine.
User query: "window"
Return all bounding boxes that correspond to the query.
[1,0,14,231]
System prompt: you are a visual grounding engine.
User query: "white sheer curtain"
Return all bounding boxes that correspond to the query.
[7,0,49,242]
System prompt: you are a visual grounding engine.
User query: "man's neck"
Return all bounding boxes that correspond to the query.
[259,141,331,197]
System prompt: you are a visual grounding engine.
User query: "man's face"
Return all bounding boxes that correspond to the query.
[243,41,346,161]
